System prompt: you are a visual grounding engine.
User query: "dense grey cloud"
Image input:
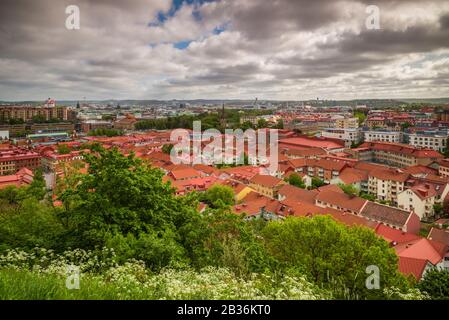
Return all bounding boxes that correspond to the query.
[0,0,449,100]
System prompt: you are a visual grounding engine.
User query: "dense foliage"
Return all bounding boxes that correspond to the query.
[418,268,449,300]
[88,128,124,137]
[286,173,306,189]
[135,110,274,132]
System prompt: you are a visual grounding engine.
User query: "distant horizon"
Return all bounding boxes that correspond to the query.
[2,97,449,104]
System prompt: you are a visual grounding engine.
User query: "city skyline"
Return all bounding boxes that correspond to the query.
[1,0,449,101]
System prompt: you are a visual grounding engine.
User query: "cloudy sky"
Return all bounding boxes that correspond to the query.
[1,0,449,101]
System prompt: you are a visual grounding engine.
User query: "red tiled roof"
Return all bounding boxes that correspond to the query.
[375,224,421,244]
[217,179,248,194]
[370,167,410,182]
[338,167,368,184]
[316,189,367,213]
[170,176,219,194]
[282,147,327,158]
[394,238,447,265]
[278,184,318,205]
[398,257,428,280]
[359,141,443,159]
[193,164,220,176]
[428,228,449,246]
[409,184,438,200]
[403,165,438,176]
[170,167,203,180]
[0,167,34,189]
[317,184,345,194]
[279,137,344,150]
[287,158,306,168]
[249,174,285,188]
[305,158,348,172]
[353,161,388,173]
[361,202,411,227]
[235,191,277,216]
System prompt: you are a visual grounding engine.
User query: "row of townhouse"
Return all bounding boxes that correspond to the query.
[331,161,449,220]
[362,130,449,152]
[233,182,448,280]
[320,128,362,147]
[407,132,448,152]
[363,130,402,143]
[314,186,421,233]
[282,158,349,183]
[353,141,443,168]
[367,167,409,206]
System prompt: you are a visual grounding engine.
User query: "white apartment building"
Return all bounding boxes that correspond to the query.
[398,183,449,220]
[320,128,362,147]
[407,133,448,152]
[335,118,359,129]
[368,168,409,206]
[364,131,402,143]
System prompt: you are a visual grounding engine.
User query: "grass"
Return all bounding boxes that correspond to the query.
[0,267,330,300]
[0,269,124,300]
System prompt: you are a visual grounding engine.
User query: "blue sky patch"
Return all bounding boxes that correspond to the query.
[173,40,193,49]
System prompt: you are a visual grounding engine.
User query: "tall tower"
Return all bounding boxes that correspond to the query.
[220,102,226,131]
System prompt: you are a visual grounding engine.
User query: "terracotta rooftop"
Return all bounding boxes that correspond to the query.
[359,141,443,159]
[394,238,447,266]
[409,184,438,200]
[370,167,410,182]
[249,174,285,188]
[278,184,318,205]
[375,224,421,244]
[279,137,344,150]
[282,147,327,158]
[170,167,203,180]
[338,167,368,184]
[403,165,438,176]
[316,189,367,213]
[305,158,348,172]
[361,202,411,227]
[428,227,449,246]
[398,257,428,280]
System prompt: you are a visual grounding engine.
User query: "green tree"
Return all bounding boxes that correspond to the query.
[338,183,359,197]
[241,121,255,130]
[257,118,268,129]
[418,268,449,300]
[354,112,366,126]
[0,197,64,251]
[201,184,235,209]
[311,177,326,189]
[28,169,47,200]
[58,146,200,268]
[261,215,409,299]
[443,137,449,157]
[401,122,412,131]
[57,144,71,155]
[88,129,123,137]
[360,192,376,202]
[287,173,306,189]
[275,119,284,129]
[433,203,443,217]
[182,209,275,275]
[162,144,174,155]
